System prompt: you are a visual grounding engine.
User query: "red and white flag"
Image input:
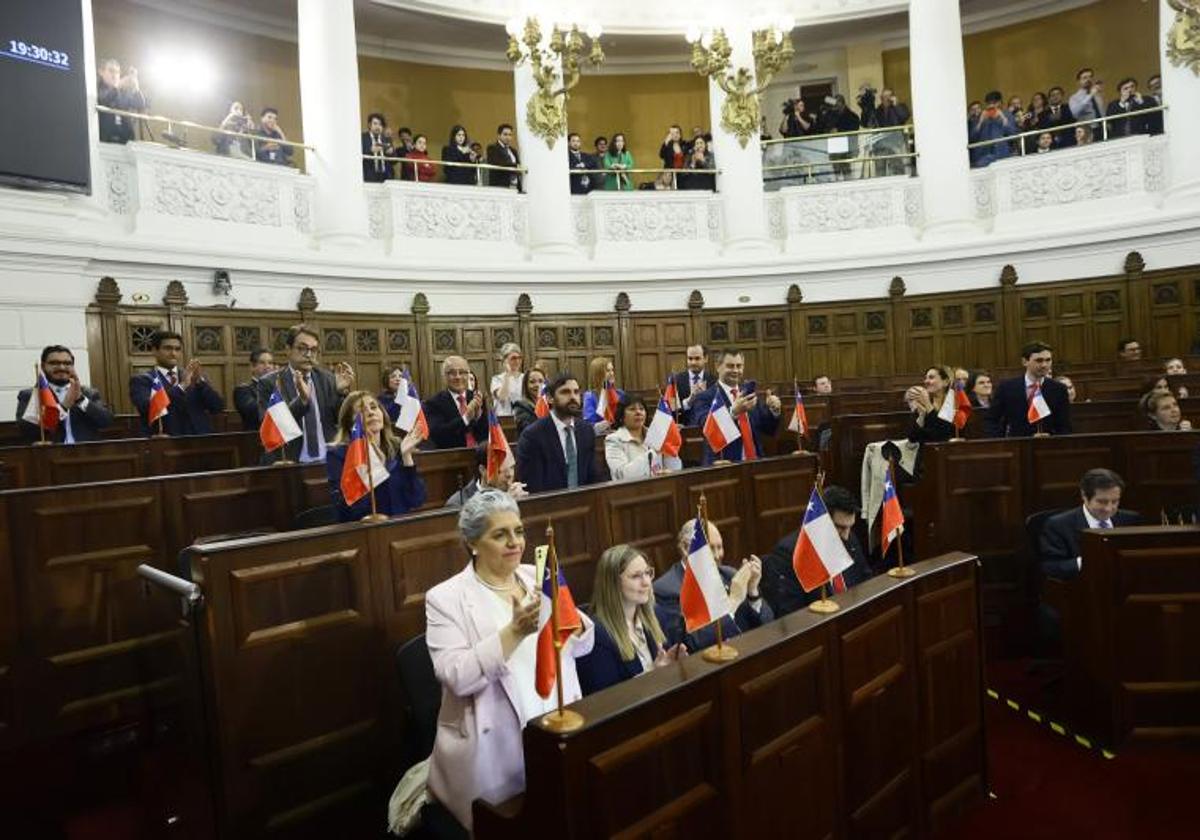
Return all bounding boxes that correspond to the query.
[952,382,972,430]
[259,390,302,452]
[147,371,170,424]
[395,374,429,437]
[22,372,62,432]
[534,382,551,419]
[792,487,855,593]
[645,393,682,457]
[663,377,681,413]
[339,414,390,506]
[880,469,904,559]
[702,386,741,455]
[535,548,582,699]
[486,410,514,481]
[1026,384,1051,424]
[787,380,808,435]
[597,379,620,425]
[679,518,730,632]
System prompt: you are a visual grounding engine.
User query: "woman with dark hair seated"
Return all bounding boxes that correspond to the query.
[324,390,427,521]
[576,544,686,695]
[965,369,993,409]
[1141,389,1192,431]
[512,364,546,435]
[442,124,478,185]
[378,367,406,424]
[605,395,682,480]
[904,365,956,444]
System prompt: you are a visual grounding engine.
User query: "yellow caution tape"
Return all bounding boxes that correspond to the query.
[1074,735,1092,749]
[985,686,1116,759]
[1006,699,1020,710]
[1027,710,1042,723]
[986,689,999,699]
[1050,722,1066,735]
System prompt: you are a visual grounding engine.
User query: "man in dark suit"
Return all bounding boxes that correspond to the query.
[233,348,274,430]
[1045,86,1075,147]
[361,112,395,182]
[16,345,114,443]
[516,371,599,493]
[486,123,521,189]
[129,330,224,436]
[670,343,717,426]
[424,355,488,450]
[759,485,875,615]
[689,348,782,463]
[255,325,354,463]
[566,132,595,194]
[985,341,1072,437]
[1040,468,1139,581]
[653,518,773,652]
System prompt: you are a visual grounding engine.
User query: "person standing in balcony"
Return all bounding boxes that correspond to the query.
[361,112,395,182]
[255,108,292,166]
[681,136,715,191]
[96,59,148,145]
[1069,68,1105,142]
[215,100,255,158]
[566,132,595,194]
[1145,74,1164,135]
[443,125,478,185]
[779,97,815,139]
[968,91,1016,168]
[1045,86,1076,147]
[1106,78,1150,138]
[602,133,635,190]
[659,125,687,186]
[402,134,438,182]
[486,123,522,190]
[818,95,860,180]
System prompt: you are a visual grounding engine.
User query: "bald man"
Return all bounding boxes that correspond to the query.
[423,355,488,449]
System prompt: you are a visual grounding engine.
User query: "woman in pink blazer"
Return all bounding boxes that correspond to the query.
[425,490,594,832]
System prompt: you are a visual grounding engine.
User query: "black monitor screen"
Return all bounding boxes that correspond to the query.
[0,0,90,193]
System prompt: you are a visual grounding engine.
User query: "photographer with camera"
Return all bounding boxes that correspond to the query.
[872,88,910,176]
[96,58,148,144]
[778,97,815,139]
[968,90,1016,168]
[817,94,860,181]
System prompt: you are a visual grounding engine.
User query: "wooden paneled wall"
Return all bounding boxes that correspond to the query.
[84,253,1200,415]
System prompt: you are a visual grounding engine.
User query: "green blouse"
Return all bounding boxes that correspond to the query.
[601,150,635,190]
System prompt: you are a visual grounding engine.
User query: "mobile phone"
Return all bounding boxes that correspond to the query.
[742,380,757,396]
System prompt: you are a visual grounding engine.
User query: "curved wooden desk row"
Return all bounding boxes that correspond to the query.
[476,553,984,840]
[180,455,820,838]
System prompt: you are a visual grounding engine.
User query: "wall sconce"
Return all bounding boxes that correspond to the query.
[686,19,794,148]
[505,15,604,148]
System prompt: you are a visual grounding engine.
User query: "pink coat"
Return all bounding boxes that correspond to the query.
[425,562,594,831]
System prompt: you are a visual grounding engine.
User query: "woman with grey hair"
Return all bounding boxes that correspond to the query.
[423,490,594,832]
[490,342,525,417]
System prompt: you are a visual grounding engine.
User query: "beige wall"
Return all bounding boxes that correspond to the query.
[884,0,1160,106]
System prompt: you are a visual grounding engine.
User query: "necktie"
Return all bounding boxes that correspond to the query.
[731,387,739,399]
[1100,520,1112,529]
[564,424,578,489]
[458,393,477,447]
[168,369,178,387]
[692,373,700,386]
[303,373,320,458]
[1026,381,1037,401]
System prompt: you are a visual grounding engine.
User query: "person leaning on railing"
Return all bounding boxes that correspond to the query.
[442,124,479,185]
[255,107,292,166]
[361,112,395,182]
[1106,77,1157,139]
[486,123,521,190]
[680,136,715,191]
[401,134,438,183]
[602,132,634,190]
[215,100,255,159]
[97,58,147,144]
[968,91,1016,169]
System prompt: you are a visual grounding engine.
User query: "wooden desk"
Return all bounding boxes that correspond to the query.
[475,553,985,839]
[1063,526,1200,748]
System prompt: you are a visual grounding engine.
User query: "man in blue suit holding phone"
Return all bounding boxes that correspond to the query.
[689,349,782,464]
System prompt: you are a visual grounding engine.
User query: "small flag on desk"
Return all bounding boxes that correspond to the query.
[22,373,62,432]
[680,517,730,632]
[702,386,741,456]
[259,390,302,452]
[792,487,855,593]
[645,393,682,457]
[486,410,514,481]
[147,371,170,424]
[534,383,551,419]
[535,547,581,699]
[340,414,389,506]
[880,472,904,559]
[597,379,620,425]
[1027,384,1052,424]
[788,380,808,435]
[395,374,429,437]
[953,381,972,430]
[937,383,958,425]
[663,376,681,413]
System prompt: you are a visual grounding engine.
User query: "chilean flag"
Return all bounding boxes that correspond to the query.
[339,414,389,506]
[952,381,972,430]
[787,380,808,435]
[680,517,731,632]
[395,374,429,437]
[644,394,682,457]
[1027,384,1052,425]
[597,379,620,425]
[534,383,551,419]
[792,487,855,592]
[703,386,741,456]
[259,390,302,452]
[486,410,514,481]
[880,470,905,559]
[663,376,681,413]
[535,551,582,699]
[147,371,170,424]
[22,372,62,432]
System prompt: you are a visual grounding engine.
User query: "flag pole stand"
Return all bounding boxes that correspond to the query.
[31,364,53,445]
[792,428,809,455]
[809,582,839,614]
[697,495,738,662]
[153,417,168,439]
[540,521,585,732]
[1033,419,1049,438]
[359,414,389,523]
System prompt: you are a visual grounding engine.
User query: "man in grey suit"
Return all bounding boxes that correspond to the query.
[255,325,355,463]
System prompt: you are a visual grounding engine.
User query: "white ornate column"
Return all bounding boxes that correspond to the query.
[513,60,577,259]
[1160,0,1200,207]
[297,0,368,248]
[707,25,771,254]
[909,0,976,238]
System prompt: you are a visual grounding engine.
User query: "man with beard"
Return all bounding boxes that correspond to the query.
[16,345,114,443]
[516,371,599,493]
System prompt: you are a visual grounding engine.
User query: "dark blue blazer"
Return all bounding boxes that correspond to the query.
[16,386,113,443]
[576,603,675,696]
[985,376,1072,438]
[652,561,773,652]
[129,371,224,437]
[324,444,427,522]
[378,391,402,424]
[760,530,874,616]
[689,386,780,464]
[671,369,718,426]
[516,415,598,494]
[1039,507,1140,580]
[423,389,488,450]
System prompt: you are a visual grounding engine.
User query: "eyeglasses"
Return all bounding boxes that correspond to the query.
[624,568,655,582]
[294,344,320,356]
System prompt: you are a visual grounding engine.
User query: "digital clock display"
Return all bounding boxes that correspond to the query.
[4,39,72,70]
[0,0,90,193]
